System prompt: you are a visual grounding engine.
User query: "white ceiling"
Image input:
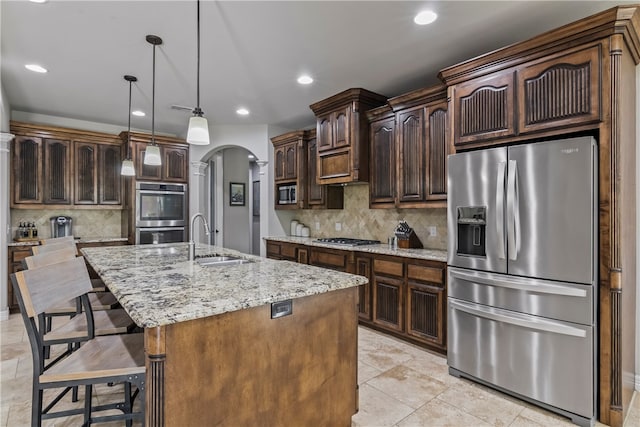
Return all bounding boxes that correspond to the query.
[1,1,633,139]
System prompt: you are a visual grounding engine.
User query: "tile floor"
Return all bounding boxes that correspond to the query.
[1,313,639,427]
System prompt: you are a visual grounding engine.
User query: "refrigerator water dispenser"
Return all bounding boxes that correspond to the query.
[457,207,486,257]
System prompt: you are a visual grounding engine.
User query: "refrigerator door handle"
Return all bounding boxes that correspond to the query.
[449,299,587,337]
[496,161,506,259]
[449,268,588,297]
[507,160,521,260]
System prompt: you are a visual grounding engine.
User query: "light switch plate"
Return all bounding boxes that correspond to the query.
[315,222,320,230]
[335,222,342,231]
[428,226,437,236]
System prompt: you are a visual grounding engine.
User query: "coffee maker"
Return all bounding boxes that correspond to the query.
[50,216,73,238]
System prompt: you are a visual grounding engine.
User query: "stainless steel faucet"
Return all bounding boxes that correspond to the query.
[189,213,211,261]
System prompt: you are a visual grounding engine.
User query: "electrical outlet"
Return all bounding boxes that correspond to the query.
[335,222,342,231]
[315,222,320,230]
[428,226,437,237]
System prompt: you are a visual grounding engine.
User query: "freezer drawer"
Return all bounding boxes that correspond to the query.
[448,298,595,422]
[448,267,594,325]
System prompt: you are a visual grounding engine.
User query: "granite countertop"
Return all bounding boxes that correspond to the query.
[8,237,128,247]
[80,243,368,329]
[264,236,448,263]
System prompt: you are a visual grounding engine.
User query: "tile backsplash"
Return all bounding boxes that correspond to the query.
[294,184,447,250]
[10,209,124,240]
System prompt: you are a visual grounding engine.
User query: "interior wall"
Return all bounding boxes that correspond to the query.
[0,79,11,320]
[222,147,251,254]
[250,161,261,255]
[636,63,640,391]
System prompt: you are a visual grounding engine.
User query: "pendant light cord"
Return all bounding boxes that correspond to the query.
[127,80,132,158]
[151,41,156,145]
[196,0,201,112]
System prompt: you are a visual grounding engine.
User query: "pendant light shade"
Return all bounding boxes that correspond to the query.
[186,0,210,145]
[144,34,163,166]
[144,144,162,165]
[121,75,137,176]
[187,114,210,145]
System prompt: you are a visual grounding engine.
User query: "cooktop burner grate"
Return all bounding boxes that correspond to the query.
[314,237,380,246]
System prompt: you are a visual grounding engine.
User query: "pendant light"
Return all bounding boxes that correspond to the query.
[144,35,163,166]
[186,0,210,145]
[120,75,137,176]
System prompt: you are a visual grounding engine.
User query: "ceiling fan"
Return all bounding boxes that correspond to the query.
[171,104,195,112]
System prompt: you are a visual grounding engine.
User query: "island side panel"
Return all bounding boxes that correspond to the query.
[145,326,166,427]
[163,287,358,427]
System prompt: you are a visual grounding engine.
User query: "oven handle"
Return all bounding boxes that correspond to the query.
[449,299,587,337]
[137,190,186,196]
[136,227,185,232]
[449,268,587,297]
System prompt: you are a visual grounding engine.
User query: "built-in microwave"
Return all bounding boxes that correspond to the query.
[277,184,297,205]
[135,182,187,227]
[136,227,186,245]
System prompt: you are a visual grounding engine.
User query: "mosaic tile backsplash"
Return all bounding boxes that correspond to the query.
[10,209,124,240]
[294,184,447,250]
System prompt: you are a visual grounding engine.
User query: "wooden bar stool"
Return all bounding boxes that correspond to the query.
[11,257,145,426]
[39,236,75,245]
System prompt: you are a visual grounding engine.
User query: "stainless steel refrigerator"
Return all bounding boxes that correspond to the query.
[447,136,597,427]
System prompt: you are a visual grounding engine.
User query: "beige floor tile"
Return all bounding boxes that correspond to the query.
[0,359,18,382]
[437,379,524,426]
[367,365,448,409]
[358,361,382,385]
[352,383,415,427]
[396,397,492,427]
[514,406,575,426]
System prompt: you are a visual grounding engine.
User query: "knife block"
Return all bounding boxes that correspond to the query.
[395,230,423,249]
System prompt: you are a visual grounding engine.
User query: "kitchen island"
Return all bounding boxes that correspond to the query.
[81,243,367,427]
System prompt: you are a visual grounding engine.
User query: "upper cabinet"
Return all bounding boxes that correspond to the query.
[444,44,601,149]
[120,131,189,183]
[367,85,448,209]
[10,122,124,209]
[270,129,343,210]
[310,88,387,185]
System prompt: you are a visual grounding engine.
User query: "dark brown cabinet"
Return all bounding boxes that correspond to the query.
[405,263,445,348]
[122,132,189,183]
[372,257,404,332]
[367,85,448,209]
[355,256,372,321]
[265,240,298,261]
[10,122,124,209]
[309,246,352,272]
[517,45,601,135]
[271,130,343,210]
[310,88,387,185]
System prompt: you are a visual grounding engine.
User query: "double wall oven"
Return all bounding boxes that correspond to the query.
[135,182,187,244]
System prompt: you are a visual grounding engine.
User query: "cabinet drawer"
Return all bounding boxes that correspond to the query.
[11,248,34,263]
[407,264,444,285]
[310,249,348,271]
[517,45,601,135]
[373,258,403,277]
[281,244,296,259]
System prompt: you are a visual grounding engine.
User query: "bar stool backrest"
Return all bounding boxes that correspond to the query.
[23,246,78,270]
[31,241,76,256]
[40,236,75,245]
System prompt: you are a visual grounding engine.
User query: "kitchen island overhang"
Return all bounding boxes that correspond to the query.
[81,243,367,427]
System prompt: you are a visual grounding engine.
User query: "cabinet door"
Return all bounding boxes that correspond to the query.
[74,142,98,204]
[372,275,404,332]
[453,72,516,145]
[333,107,350,149]
[163,146,188,182]
[309,247,349,271]
[406,282,445,347]
[356,256,372,321]
[274,146,286,181]
[297,247,309,264]
[426,103,448,200]
[317,114,334,152]
[307,136,325,206]
[135,142,161,181]
[517,45,600,135]
[397,107,425,203]
[13,136,43,204]
[369,117,396,206]
[99,144,122,205]
[284,142,297,180]
[45,139,72,204]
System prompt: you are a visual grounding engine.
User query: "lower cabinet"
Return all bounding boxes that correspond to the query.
[264,239,447,353]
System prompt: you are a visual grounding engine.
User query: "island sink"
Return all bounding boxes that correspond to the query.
[195,255,252,267]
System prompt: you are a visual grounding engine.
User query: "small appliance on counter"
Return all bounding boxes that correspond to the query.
[50,216,73,238]
[394,220,423,249]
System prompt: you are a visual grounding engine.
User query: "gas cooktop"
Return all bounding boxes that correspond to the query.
[314,237,381,246]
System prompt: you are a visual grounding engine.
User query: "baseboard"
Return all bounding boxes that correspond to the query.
[0,308,8,321]
[636,374,640,391]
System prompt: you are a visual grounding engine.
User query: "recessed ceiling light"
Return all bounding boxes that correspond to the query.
[297,75,313,85]
[29,0,48,3]
[236,108,250,116]
[132,110,145,117]
[25,64,47,73]
[414,10,438,25]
